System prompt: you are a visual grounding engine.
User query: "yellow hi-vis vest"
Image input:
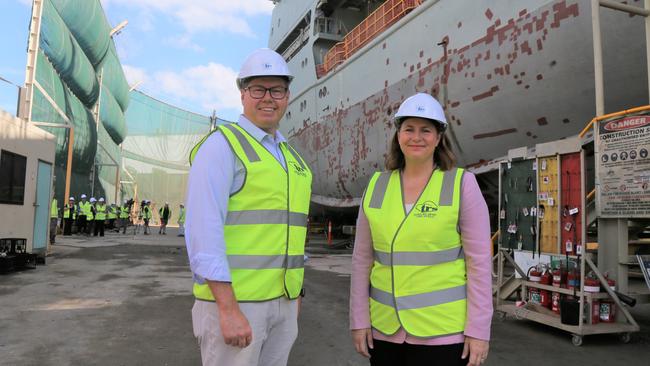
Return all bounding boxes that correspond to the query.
[363,168,466,338]
[190,123,312,302]
[63,203,75,219]
[119,206,130,219]
[95,204,106,220]
[50,198,58,218]
[178,208,185,224]
[79,201,91,217]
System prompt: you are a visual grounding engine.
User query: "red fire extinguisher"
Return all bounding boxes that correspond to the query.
[540,267,552,308]
[600,276,616,323]
[527,266,542,304]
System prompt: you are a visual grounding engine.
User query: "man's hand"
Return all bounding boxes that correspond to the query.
[218,307,252,348]
[351,328,373,358]
[461,336,489,365]
[208,281,253,348]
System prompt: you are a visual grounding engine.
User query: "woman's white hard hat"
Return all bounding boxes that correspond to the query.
[394,93,447,130]
[236,48,293,89]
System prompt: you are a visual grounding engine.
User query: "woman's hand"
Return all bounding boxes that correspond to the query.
[462,336,489,365]
[351,328,373,358]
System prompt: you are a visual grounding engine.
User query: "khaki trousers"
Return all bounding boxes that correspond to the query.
[192,297,298,366]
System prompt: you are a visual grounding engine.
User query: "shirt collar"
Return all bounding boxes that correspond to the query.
[237,114,287,145]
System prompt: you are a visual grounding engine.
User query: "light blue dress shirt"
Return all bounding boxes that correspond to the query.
[185,115,287,282]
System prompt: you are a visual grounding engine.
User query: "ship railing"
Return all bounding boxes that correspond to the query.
[282,26,311,61]
[316,0,423,77]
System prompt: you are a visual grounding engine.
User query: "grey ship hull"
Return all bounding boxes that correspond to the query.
[270,0,647,207]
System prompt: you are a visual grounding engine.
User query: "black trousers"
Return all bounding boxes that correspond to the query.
[63,218,74,235]
[369,340,468,366]
[93,220,105,236]
[77,215,87,234]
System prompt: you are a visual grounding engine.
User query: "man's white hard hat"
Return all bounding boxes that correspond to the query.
[90,197,97,202]
[394,93,447,130]
[99,197,105,202]
[81,194,87,199]
[236,48,293,89]
[69,197,75,201]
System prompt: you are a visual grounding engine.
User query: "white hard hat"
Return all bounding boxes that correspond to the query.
[394,93,447,130]
[124,199,128,204]
[90,197,97,202]
[236,48,293,89]
[99,197,105,202]
[81,194,87,199]
[69,197,75,201]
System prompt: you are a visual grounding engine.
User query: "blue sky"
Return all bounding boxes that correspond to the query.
[0,0,276,121]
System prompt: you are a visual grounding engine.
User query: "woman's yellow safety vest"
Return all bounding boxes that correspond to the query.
[363,168,466,338]
[191,123,312,302]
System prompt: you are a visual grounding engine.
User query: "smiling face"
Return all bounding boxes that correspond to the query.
[397,117,442,164]
[241,76,289,134]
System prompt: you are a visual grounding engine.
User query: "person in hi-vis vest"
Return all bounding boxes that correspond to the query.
[185,48,312,366]
[350,93,492,366]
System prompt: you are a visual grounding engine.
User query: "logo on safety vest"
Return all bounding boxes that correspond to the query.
[414,200,438,218]
[290,161,307,177]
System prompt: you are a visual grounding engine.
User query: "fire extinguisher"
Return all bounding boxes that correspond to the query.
[584,272,601,324]
[527,266,542,304]
[540,266,552,308]
[600,275,617,323]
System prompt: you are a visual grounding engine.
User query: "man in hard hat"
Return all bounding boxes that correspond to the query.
[77,194,90,235]
[142,200,152,235]
[186,48,312,366]
[177,203,185,237]
[119,199,130,234]
[94,197,107,237]
[50,195,59,244]
[63,197,76,236]
[158,202,171,235]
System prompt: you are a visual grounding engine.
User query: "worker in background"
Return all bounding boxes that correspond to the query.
[88,197,97,236]
[350,93,492,366]
[186,48,312,366]
[142,200,152,235]
[158,202,172,235]
[94,197,107,237]
[107,203,118,231]
[50,195,59,244]
[177,204,185,237]
[119,199,130,234]
[63,196,76,236]
[77,194,90,235]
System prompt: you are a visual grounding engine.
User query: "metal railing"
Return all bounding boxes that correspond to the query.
[282,26,310,61]
[316,0,423,77]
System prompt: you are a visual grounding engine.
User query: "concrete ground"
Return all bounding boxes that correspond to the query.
[0,230,648,365]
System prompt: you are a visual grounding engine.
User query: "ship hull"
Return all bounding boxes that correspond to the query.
[277,0,647,207]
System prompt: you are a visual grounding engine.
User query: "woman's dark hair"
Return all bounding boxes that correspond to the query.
[385,119,456,171]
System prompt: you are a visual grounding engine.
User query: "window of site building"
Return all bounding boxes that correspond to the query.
[0,150,27,205]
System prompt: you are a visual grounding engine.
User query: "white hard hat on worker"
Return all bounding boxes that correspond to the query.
[237,48,292,134]
[394,93,447,131]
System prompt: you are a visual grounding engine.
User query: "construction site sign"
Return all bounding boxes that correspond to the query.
[595,114,650,218]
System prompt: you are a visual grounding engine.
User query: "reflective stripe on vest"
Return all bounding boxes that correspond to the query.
[191,123,312,302]
[363,168,466,338]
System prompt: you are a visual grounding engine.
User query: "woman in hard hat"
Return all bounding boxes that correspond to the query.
[350,93,492,365]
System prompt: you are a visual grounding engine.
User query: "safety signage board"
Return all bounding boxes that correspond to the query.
[595,114,650,218]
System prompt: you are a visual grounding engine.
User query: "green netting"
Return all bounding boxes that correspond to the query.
[40,0,100,107]
[100,85,127,144]
[99,43,130,111]
[120,90,219,225]
[33,50,97,172]
[49,0,111,67]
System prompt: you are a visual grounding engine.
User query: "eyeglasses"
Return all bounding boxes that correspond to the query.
[244,85,288,100]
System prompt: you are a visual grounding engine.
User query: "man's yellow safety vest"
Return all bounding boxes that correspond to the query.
[95,204,107,220]
[190,123,312,302]
[50,198,58,218]
[363,168,466,338]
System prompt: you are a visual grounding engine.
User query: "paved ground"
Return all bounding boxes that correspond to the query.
[0,229,649,365]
